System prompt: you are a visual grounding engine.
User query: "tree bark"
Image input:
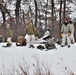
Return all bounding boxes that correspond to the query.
[0,3,11,23]
[34,0,37,27]
[63,0,66,22]
[51,0,54,20]
[1,10,6,22]
[59,0,63,36]
[51,0,54,36]
[15,0,21,25]
[45,0,48,30]
[22,10,25,25]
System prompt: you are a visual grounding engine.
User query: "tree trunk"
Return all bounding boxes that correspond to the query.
[45,0,48,30]
[22,10,25,25]
[59,0,63,37]
[15,0,21,25]
[51,0,54,36]
[39,9,41,27]
[1,10,6,22]
[34,0,37,27]
[51,0,54,22]
[63,0,66,22]
[0,3,11,23]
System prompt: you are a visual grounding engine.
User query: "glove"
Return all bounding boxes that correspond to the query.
[61,34,64,37]
[68,33,70,37]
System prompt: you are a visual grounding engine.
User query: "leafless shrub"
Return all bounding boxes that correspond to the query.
[32,55,52,75]
[0,57,75,75]
[16,58,30,75]
[64,66,74,75]
[60,58,74,75]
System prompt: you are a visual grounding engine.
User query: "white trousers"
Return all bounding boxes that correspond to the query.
[61,34,71,46]
[27,35,35,47]
[70,34,75,43]
[7,37,12,44]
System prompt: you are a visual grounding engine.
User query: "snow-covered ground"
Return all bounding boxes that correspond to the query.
[0,42,76,75]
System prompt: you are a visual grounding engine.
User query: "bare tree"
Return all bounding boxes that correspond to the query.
[0,3,11,23]
[51,0,54,22]
[59,0,63,36]
[38,9,41,27]
[22,10,26,25]
[51,0,55,36]
[15,0,21,25]
[63,0,66,22]
[45,0,48,29]
[34,0,37,27]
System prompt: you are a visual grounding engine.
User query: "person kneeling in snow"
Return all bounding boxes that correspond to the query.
[16,36,27,46]
[43,35,57,50]
[6,23,13,47]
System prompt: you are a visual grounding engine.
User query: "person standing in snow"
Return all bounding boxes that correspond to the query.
[6,23,13,46]
[25,20,35,48]
[61,21,71,48]
[68,20,75,44]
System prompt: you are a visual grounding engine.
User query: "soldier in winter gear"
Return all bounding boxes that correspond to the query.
[6,23,13,46]
[43,35,57,50]
[61,21,71,48]
[68,20,75,44]
[25,20,35,48]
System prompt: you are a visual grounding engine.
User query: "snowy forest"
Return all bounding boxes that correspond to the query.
[0,0,76,75]
[0,0,76,41]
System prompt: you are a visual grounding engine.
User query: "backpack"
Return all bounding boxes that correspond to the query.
[37,45,45,50]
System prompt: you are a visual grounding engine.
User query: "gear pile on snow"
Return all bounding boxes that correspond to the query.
[37,45,45,50]
[16,36,27,46]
